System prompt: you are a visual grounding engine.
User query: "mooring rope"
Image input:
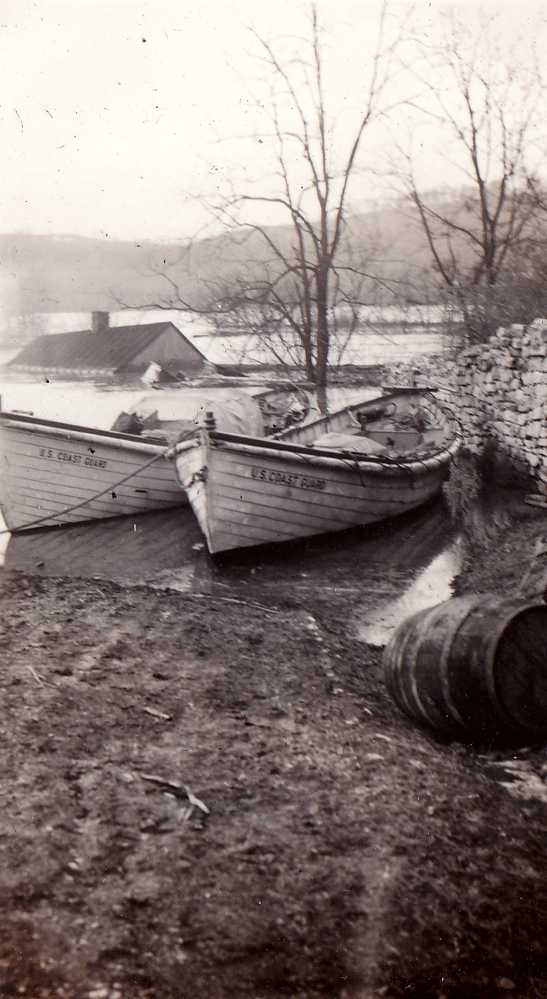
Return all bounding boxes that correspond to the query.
[0,448,170,536]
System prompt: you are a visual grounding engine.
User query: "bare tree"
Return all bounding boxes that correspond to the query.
[399,13,547,341]
[142,4,404,386]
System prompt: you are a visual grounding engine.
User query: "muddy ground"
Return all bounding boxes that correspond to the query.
[0,497,546,999]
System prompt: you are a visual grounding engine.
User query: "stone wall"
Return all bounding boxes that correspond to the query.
[402,319,547,498]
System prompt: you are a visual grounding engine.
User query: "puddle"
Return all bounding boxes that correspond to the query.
[0,511,10,566]
[0,498,459,630]
[0,507,204,582]
[356,537,463,645]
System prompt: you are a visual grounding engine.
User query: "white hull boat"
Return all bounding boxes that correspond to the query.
[0,412,183,532]
[0,385,313,533]
[174,388,461,554]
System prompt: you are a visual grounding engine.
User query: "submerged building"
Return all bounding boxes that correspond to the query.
[9,312,210,378]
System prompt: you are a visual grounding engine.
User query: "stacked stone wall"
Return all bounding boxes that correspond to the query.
[395,319,547,497]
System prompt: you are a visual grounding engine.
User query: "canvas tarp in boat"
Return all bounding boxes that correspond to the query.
[192,393,265,436]
[112,390,265,441]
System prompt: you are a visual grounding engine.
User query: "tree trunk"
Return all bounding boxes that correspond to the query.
[302,320,316,382]
[315,270,330,388]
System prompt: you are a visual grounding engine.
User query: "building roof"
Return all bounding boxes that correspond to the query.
[10,322,208,371]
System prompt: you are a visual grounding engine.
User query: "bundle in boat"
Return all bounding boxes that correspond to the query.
[383,594,547,742]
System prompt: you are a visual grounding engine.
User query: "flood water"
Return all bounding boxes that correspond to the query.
[0,498,462,644]
[0,305,459,371]
[0,323,462,644]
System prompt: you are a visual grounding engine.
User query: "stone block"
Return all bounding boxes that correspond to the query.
[512,387,528,404]
[521,372,542,386]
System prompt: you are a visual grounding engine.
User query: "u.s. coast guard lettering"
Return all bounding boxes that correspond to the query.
[39,446,107,469]
[251,466,326,490]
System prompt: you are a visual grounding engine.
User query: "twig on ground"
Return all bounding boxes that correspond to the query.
[188,593,281,615]
[184,785,210,815]
[140,773,185,795]
[143,706,172,721]
[24,665,45,685]
[139,773,210,816]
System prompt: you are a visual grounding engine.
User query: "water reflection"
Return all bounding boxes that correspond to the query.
[1,498,461,646]
[355,538,462,645]
[0,512,10,567]
[1,507,203,583]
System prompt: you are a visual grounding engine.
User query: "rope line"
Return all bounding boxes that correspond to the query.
[0,448,170,536]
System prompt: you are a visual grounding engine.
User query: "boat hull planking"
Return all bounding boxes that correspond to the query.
[0,415,185,532]
[175,433,453,554]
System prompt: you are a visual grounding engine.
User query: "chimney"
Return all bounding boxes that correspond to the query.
[91,311,109,335]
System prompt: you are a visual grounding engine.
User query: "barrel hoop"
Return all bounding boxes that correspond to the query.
[384,615,440,728]
[389,620,427,722]
[389,639,414,719]
[408,650,439,728]
[410,605,450,728]
[437,600,481,730]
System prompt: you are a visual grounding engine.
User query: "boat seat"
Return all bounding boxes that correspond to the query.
[366,428,423,451]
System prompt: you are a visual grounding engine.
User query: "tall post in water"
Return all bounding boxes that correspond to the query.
[316,385,328,415]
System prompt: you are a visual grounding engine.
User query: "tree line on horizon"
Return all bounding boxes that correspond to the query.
[3,4,547,385]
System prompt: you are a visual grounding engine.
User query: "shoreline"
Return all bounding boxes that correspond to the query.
[0,494,545,998]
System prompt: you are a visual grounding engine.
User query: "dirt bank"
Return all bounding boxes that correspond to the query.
[0,499,546,999]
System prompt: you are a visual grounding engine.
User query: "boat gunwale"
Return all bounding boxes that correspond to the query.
[203,432,459,474]
[0,411,170,454]
[174,386,460,472]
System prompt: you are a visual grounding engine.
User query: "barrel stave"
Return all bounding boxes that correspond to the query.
[383,594,547,741]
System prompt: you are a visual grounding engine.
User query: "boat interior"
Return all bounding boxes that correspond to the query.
[110,385,312,442]
[274,388,457,458]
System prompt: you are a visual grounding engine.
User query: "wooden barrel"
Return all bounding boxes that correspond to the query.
[383,594,547,740]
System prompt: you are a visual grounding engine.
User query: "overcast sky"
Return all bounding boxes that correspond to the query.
[1,0,545,243]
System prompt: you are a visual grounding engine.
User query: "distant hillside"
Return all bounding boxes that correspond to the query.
[0,192,484,324]
[0,233,193,315]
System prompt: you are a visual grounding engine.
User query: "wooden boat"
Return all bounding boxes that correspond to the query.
[0,385,312,533]
[0,410,183,532]
[173,387,461,554]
